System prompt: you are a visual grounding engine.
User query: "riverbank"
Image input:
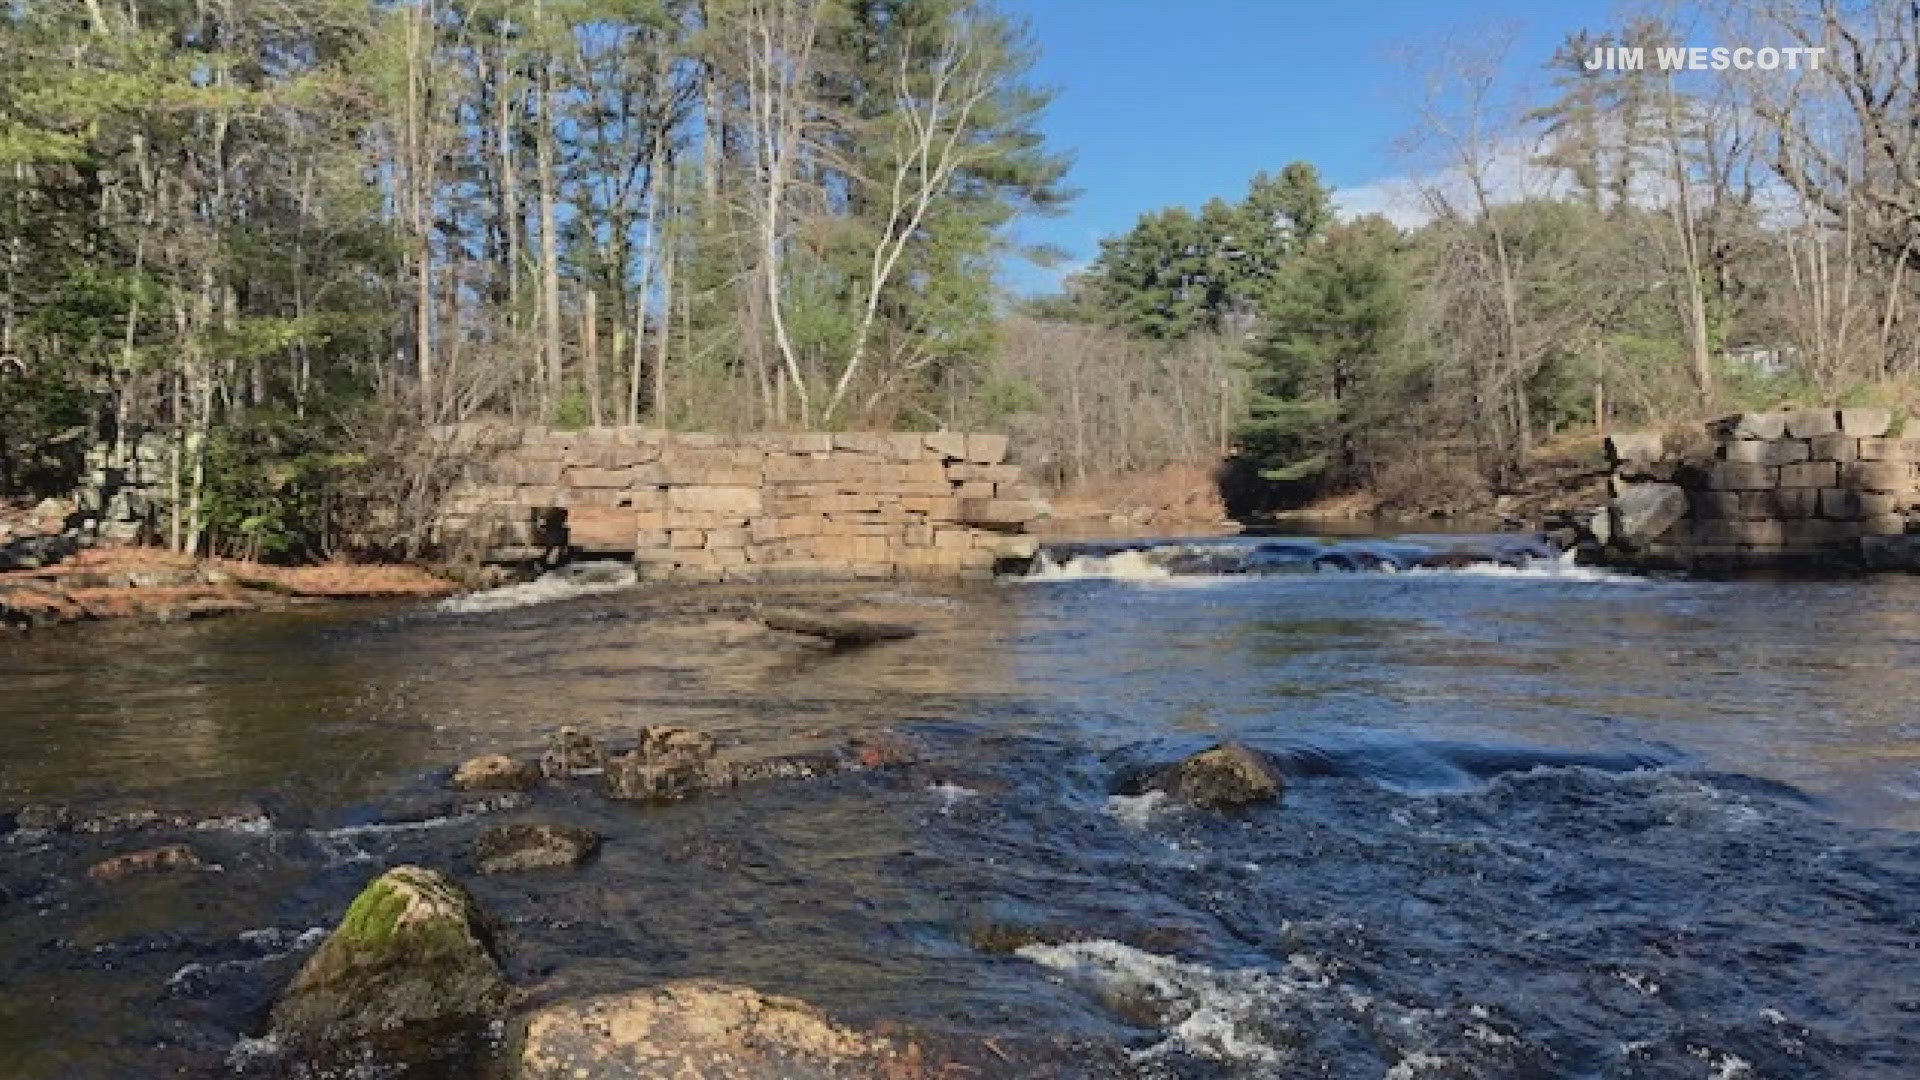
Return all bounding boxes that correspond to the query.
[0,545,459,629]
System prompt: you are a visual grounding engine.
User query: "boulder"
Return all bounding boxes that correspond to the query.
[1609,482,1687,546]
[269,865,508,1055]
[86,843,202,881]
[760,606,917,647]
[451,753,540,792]
[540,726,607,779]
[517,979,914,1080]
[1143,743,1283,813]
[473,823,600,874]
[1604,429,1665,471]
[605,726,723,801]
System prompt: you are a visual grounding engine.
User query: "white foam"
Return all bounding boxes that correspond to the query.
[1018,939,1298,1067]
[927,781,977,814]
[1026,548,1174,581]
[438,565,638,613]
[1403,558,1643,583]
[1106,790,1173,829]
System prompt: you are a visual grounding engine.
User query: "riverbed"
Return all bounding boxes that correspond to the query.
[5,540,1920,1077]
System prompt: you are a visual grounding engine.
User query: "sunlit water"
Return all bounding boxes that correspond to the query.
[5,537,1920,1077]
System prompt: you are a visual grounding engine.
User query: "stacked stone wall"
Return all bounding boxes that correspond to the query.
[1603,407,1920,569]
[431,426,1045,581]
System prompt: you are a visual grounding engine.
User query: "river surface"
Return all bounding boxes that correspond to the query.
[5,536,1920,1077]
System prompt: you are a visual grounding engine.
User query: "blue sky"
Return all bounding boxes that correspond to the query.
[994,0,1630,295]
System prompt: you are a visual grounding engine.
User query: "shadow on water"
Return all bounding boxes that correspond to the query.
[4,557,1920,1075]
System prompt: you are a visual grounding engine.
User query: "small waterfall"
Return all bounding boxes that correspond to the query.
[1021,535,1640,582]
[437,561,638,613]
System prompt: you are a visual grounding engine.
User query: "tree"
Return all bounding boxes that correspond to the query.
[1238,215,1405,484]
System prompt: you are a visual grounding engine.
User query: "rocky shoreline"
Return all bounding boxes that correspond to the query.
[0,542,459,630]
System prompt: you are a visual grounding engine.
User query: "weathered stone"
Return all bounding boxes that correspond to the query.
[1609,482,1687,544]
[1722,439,1808,466]
[1727,412,1789,440]
[1858,437,1916,461]
[1809,434,1859,463]
[473,823,600,874]
[566,507,639,550]
[518,980,915,1080]
[1694,520,1785,546]
[1819,488,1864,520]
[1785,409,1839,438]
[1688,490,1742,519]
[450,754,540,793]
[923,431,969,460]
[965,432,1009,464]
[86,844,202,882]
[1838,407,1894,437]
[1141,743,1283,813]
[760,606,917,646]
[541,726,607,779]
[605,726,722,801]
[1845,460,1913,491]
[1748,488,1819,519]
[1863,514,1910,536]
[269,866,508,1053]
[1604,429,1665,469]
[1779,460,1839,488]
[1781,519,1851,547]
[1706,462,1774,490]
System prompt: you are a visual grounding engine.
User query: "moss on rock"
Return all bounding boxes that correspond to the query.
[269,865,508,1059]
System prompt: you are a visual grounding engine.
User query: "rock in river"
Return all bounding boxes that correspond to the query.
[540,725,607,779]
[86,843,203,881]
[605,726,722,801]
[1136,742,1283,813]
[518,979,917,1079]
[268,865,508,1058]
[473,823,600,874]
[450,752,540,792]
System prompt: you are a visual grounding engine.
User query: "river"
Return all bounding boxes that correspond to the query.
[4,536,1920,1077]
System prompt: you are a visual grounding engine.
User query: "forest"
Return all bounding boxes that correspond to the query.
[1,0,1915,556]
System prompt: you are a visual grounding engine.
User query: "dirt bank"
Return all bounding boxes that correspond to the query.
[0,546,459,630]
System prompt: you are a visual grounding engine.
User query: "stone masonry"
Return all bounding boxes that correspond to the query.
[1601,407,1920,570]
[430,426,1047,581]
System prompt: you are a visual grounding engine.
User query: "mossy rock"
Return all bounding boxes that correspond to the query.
[1154,743,1283,812]
[269,865,508,1057]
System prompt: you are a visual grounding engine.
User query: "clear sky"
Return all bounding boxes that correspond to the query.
[994,0,1632,295]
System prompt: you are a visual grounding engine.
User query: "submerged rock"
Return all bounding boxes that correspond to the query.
[760,606,917,647]
[451,753,540,792]
[605,726,722,801]
[268,865,508,1057]
[517,979,917,1079]
[473,823,600,874]
[86,843,203,881]
[540,726,607,779]
[1141,743,1283,813]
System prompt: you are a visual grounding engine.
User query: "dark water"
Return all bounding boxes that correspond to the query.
[6,539,1920,1077]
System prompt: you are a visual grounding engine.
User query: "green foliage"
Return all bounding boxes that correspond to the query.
[200,414,366,561]
[1237,215,1405,485]
[0,365,90,499]
[1088,163,1330,340]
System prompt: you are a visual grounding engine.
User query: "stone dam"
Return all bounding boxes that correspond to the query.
[428,425,1048,581]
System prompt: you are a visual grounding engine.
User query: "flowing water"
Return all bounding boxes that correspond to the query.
[5,535,1920,1077]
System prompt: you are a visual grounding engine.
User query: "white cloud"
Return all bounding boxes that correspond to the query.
[1334,138,1573,228]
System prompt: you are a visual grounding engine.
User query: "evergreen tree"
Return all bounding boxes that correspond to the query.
[1238,214,1404,484]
